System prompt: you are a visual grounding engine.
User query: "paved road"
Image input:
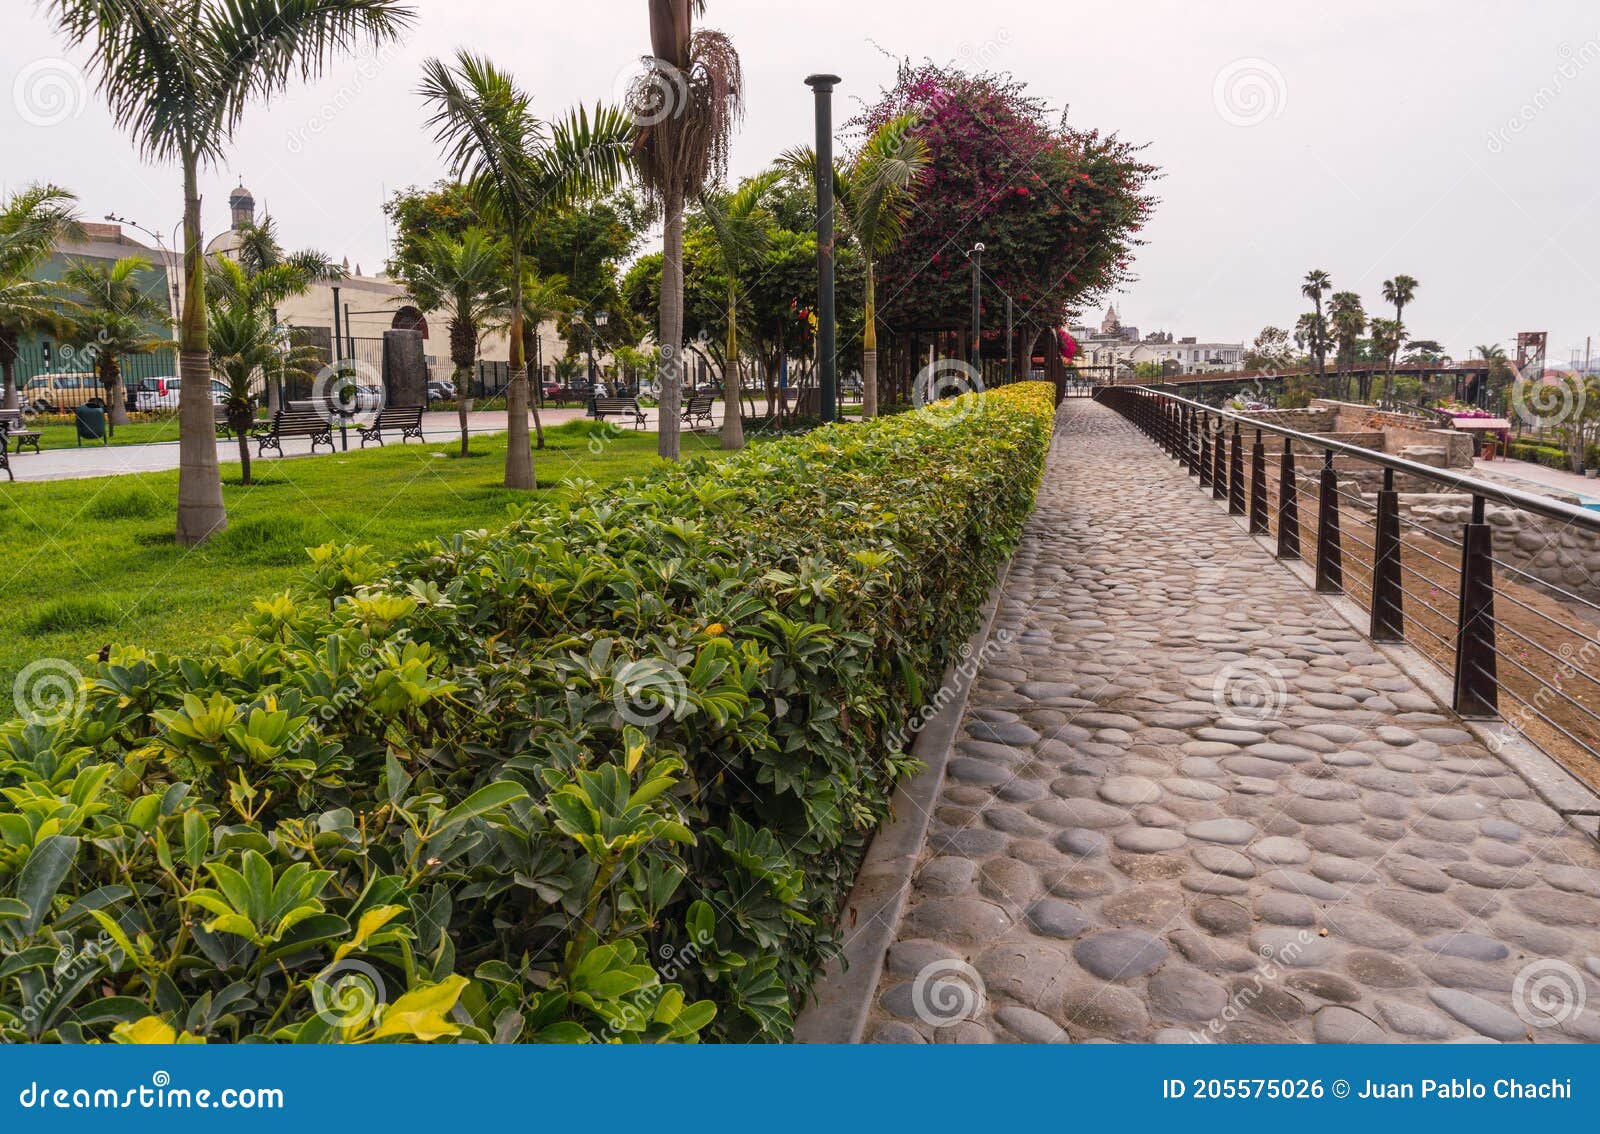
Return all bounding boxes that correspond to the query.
[0,406,720,483]
[866,397,1600,1043]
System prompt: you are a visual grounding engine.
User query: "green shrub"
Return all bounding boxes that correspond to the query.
[0,383,1055,1044]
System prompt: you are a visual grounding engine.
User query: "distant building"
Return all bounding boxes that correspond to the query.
[1069,308,1243,376]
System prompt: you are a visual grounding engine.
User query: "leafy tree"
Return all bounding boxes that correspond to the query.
[1474,342,1510,407]
[631,0,743,460]
[780,112,929,419]
[0,183,82,409]
[50,0,414,545]
[58,255,171,425]
[1243,325,1297,372]
[420,50,632,489]
[393,227,508,456]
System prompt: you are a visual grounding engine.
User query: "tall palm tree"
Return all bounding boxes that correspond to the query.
[0,183,83,410]
[1369,317,1402,406]
[393,227,508,457]
[49,0,414,545]
[1381,274,1419,380]
[58,255,172,425]
[697,171,780,449]
[206,263,318,486]
[780,112,929,420]
[519,269,574,451]
[1327,290,1366,400]
[632,0,743,460]
[420,51,633,489]
[1300,268,1331,394]
[1474,342,1509,408]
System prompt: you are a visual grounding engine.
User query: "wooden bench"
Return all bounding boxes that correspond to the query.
[0,409,42,455]
[254,406,335,456]
[589,396,647,429]
[681,394,715,429]
[359,405,426,447]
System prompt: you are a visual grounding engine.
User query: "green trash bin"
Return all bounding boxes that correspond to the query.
[74,404,109,447]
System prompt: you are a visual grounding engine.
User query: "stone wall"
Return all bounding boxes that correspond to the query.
[1401,494,1600,601]
[1310,399,1474,468]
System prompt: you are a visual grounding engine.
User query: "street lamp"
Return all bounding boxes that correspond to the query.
[968,242,985,376]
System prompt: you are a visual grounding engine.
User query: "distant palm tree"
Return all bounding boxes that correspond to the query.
[781,112,930,420]
[1475,342,1509,408]
[697,170,781,449]
[518,269,574,451]
[420,51,633,489]
[1369,317,1402,406]
[206,268,319,486]
[58,255,172,425]
[394,227,508,457]
[224,215,342,413]
[0,183,82,409]
[1381,274,1419,379]
[632,0,743,460]
[49,0,414,544]
[1327,291,1366,400]
[1300,269,1331,393]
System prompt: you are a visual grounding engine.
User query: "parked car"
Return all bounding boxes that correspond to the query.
[132,377,229,412]
[25,372,105,413]
[426,380,455,404]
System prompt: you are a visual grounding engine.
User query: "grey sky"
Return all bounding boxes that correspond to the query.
[6,0,1598,361]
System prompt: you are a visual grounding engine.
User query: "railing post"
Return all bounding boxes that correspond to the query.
[1276,436,1301,560]
[1198,414,1213,488]
[1370,467,1405,642]
[1249,428,1268,534]
[1315,449,1343,593]
[1211,419,1227,501]
[1453,494,1499,719]
[1228,422,1245,515]
[1184,408,1200,476]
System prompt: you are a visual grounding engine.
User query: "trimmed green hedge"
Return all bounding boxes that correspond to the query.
[0,382,1055,1044]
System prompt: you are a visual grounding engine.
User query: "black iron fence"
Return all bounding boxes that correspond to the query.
[1098,383,1600,805]
[5,340,179,411]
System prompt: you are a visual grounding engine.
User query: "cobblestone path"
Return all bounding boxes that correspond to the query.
[866,398,1600,1044]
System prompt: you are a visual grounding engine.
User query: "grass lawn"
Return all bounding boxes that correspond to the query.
[16,415,192,450]
[0,420,732,715]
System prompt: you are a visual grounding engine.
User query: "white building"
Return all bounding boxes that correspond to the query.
[1070,308,1242,376]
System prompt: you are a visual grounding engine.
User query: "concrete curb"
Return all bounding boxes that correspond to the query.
[793,553,1015,1044]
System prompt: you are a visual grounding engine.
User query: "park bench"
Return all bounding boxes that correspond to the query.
[254,406,335,457]
[359,405,426,447]
[589,396,647,429]
[681,394,715,430]
[0,409,42,455]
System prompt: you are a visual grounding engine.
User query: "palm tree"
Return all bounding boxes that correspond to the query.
[420,51,633,489]
[393,227,508,457]
[1475,342,1509,408]
[1300,268,1331,394]
[225,215,342,413]
[519,269,574,451]
[631,0,743,460]
[1327,290,1366,400]
[1369,317,1402,406]
[780,112,929,420]
[1381,274,1419,380]
[697,171,780,449]
[49,0,414,545]
[206,267,318,486]
[0,183,83,409]
[58,255,172,425]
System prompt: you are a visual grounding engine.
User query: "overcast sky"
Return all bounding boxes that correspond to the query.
[6,0,1598,360]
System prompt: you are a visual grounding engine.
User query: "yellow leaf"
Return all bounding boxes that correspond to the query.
[368,975,467,1042]
[334,905,407,962]
[622,725,647,775]
[114,1016,176,1045]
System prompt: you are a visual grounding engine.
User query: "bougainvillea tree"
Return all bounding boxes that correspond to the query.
[849,61,1157,396]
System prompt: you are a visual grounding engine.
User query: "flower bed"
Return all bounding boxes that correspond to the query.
[0,382,1055,1044]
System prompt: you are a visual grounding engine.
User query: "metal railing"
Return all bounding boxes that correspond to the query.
[1097,384,1600,800]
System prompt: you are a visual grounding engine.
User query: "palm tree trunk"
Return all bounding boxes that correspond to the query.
[658,184,685,461]
[236,428,252,487]
[523,324,544,449]
[454,365,470,456]
[862,260,879,419]
[720,292,743,450]
[106,357,129,427]
[503,247,535,490]
[175,152,227,546]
